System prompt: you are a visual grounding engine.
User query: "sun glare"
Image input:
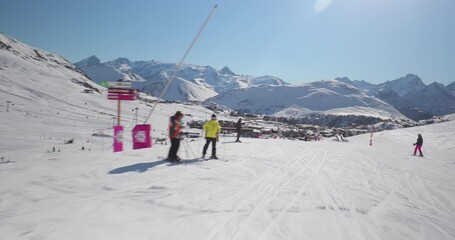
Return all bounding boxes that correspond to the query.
[315,0,333,13]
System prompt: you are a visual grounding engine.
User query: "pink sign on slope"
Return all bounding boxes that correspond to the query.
[107,94,138,101]
[132,124,152,150]
[114,126,124,152]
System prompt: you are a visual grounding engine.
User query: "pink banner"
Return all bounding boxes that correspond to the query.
[114,126,124,152]
[132,124,152,150]
[108,88,137,94]
[108,94,138,101]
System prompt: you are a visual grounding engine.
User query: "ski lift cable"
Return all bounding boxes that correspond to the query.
[143,4,218,124]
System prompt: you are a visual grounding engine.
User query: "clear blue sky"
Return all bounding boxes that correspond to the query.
[1,0,454,85]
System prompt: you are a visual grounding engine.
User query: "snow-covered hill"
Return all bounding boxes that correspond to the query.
[208,80,406,120]
[0,32,217,145]
[0,33,101,105]
[75,56,289,102]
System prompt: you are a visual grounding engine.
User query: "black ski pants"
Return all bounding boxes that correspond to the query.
[168,138,180,159]
[203,137,217,156]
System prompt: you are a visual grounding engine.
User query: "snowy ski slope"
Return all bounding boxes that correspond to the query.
[1,112,454,239]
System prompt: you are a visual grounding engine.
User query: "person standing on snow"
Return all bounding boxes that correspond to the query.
[168,111,184,161]
[202,114,221,159]
[235,118,242,142]
[413,133,424,157]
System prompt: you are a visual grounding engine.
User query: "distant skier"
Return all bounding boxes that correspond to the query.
[202,114,221,159]
[167,111,184,161]
[235,118,242,142]
[413,133,424,157]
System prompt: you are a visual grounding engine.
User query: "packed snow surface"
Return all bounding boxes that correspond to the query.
[1,109,454,239]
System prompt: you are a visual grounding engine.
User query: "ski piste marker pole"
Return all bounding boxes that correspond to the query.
[370,127,373,146]
[143,4,218,124]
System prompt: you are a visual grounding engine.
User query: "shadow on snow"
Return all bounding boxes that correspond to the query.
[108,158,206,174]
[108,160,169,174]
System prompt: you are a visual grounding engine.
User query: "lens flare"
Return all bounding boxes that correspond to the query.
[315,0,333,13]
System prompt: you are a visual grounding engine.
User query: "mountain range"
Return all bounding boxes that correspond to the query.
[337,75,455,119]
[207,81,405,120]
[2,31,454,123]
[75,56,289,102]
[75,55,455,121]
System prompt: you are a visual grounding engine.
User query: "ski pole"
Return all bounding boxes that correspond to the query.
[187,139,197,158]
[223,133,226,157]
[184,139,190,159]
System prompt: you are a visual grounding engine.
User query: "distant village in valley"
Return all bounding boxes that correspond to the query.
[181,104,448,142]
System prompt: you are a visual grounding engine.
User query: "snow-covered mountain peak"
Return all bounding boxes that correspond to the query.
[73,55,100,67]
[377,74,426,97]
[447,81,455,92]
[402,81,455,115]
[220,66,236,75]
[396,74,425,86]
[334,76,377,93]
[74,55,101,68]
[334,77,352,83]
[74,56,145,83]
[422,82,455,100]
[404,73,420,80]
[390,73,424,85]
[114,57,131,64]
[427,82,446,89]
[74,56,292,101]
[109,58,134,73]
[309,80,362,95]
[249,75,289,86]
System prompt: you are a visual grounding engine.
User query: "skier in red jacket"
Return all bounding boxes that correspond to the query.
[168,111,184,161]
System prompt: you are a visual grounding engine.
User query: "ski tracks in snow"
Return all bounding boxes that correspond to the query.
[255,149,373,240]
[351,152,455,240]
[207,144,331,240]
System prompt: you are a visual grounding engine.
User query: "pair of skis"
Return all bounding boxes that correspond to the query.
[163,156,228,164]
